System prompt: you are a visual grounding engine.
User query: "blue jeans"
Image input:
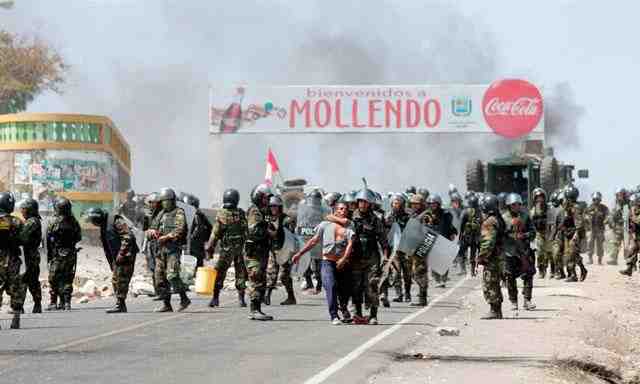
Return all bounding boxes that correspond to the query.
[321,260,339,320]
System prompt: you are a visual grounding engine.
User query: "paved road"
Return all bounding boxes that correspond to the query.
[0,274,478,384]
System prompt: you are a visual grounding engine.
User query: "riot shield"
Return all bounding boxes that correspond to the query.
[623,204,630,256]
[398,217,426,256]
[387,222,402,258]
[177,201,197,254]
[449,208,463,234]
[290,236,311,277]
[295,200,327,260]
[115,213,145,252]
[276,227,299,265]
[414,229,459,276]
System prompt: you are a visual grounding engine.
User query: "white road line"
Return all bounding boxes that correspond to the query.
[302,277,470,384]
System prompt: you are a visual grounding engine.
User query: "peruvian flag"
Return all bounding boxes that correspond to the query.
[264,148,280,186]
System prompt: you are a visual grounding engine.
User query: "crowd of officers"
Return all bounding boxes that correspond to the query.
[0,182,638,329]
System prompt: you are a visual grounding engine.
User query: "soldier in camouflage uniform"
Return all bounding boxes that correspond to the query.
[550,191,566,279]
[85,207,139,313]
[243,184,275,320]
[0,192,24,328]
[558,186,588,282]
[457,194,482,277]
[17,198,43,313]
[620,193,640,276]
[206,189,248,308]
[424,195,458,288]
[530,188,554,279]
[143,193,162,298]
[586,192,608,265]
[405,193,428,306]
[502,193,536,311]
[183,194,212,271]
[118,189,138,222]
[46,197,82,311]
[146,188,191,312]
[264,195,296,306]
[384,194,411,303]
[607,188,628,265]
[476,193,506,320]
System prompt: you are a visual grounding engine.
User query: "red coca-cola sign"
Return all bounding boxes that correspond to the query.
[482,79,543,139]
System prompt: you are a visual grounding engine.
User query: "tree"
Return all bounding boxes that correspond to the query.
[0,30,68,114]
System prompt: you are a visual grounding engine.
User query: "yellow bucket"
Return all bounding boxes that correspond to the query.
[195,266,217,295]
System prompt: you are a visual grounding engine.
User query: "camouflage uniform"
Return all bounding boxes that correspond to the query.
[477,214,505,308]
[530,202,553,278]
[607,202,626,265]
[0,213,25,312]
[458,207,482,276]
[266,214,294,292]
[46,214,82,303]
[384,209,411,300]
[586,202,608,264]
[207,207,248,292]
[502,208,535,306]
[151,206,188,299]
[245,205,270,302]
[549,205,566,278]
[102,215,139,300]
[189,210,212,269]
[558,200,586,281]
[623,205,640,270]
[19,216,42,304]
[143,206,161,288]
[351,208,388,318]
[423,208,458,285]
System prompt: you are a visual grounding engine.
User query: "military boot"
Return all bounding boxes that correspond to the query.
[238,290,247,307]
[154,298,173,312]
[481,303,503,320]
[46,294,58,311]
[178,292,191,312]
[620,264,633,276]
[249,300,273,321]
[380,293,390,308]
[578,263,588,282]
[32,300,42,314]
[457,263,467,276]
[404,287,412,303]
[354,303,364,317]
[538,266,546,279]
[410,289,427,307]
[10,313,20,329]
[368,307,378,325]
[264,288,273,306]
[470,261,477,277]
[106,298,127,313]
[549,262,556,279]
[523,299,536,310]
[257,301,273,321]
[510,300,518,311]
[556,269,566,280]
[304,275,314,291]
[280,286,296,305]
[63,294,71,311]
[565,269,578,282]
[597,256,603,265]
[587,256,594,265]
[56,295,64,310]
[209,286,220,307]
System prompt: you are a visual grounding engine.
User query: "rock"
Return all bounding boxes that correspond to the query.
[76,296,90,304]
[436,327,460,336]
[131,281,155,296]
[79,280,98,296]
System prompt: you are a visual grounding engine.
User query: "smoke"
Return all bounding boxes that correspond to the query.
[0,1,581,205]
[544,82,585,150]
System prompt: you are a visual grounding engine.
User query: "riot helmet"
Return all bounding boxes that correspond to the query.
[405,186,417,195]
[269,195,283,207]
[426,194,443,208]
[251,184,273,207]
[467,194,479,208]
[355,188,376,204]
[324,192,342,207]
[532,187,546,201]
[631,193,640,206]
[564,186,579,202]
[125,189,135,201]
[18,198,39,218]
[84,207,107,227]
[158,188,177,202]
[183,194,200,209]
[505,193,523,206]
[497,192,507,209]
[592,191,602,203]
[417,188,430,199]
[480,193,499,215]
[54,197,72,217]
[448,184,458,197]
[222,188,240,209]
[0,192,15,214]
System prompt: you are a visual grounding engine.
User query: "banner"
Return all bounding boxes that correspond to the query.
[209,80,545,139]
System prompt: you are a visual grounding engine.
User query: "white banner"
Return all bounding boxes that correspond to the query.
[209,81,545,138]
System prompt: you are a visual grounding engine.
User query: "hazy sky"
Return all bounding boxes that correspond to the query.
[1,0,636,205]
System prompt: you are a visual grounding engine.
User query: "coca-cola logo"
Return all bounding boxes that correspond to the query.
[482,79,543,139]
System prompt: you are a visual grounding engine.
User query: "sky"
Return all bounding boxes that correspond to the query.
[1,0,637,206]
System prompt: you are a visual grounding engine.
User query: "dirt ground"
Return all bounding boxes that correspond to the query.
[369,258,640,384]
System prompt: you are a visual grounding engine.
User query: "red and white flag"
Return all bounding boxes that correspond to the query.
[264,148,280,186]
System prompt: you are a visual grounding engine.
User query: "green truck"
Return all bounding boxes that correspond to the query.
[465,140,588,207]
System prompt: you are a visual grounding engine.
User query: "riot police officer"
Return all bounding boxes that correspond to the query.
[17,198,43,313]
[477,193,506,320]
[0,192,24,328]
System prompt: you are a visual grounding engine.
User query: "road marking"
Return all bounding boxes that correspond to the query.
[302,277,470,384]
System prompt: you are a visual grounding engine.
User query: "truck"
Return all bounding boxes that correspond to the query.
[465,140,589,207]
